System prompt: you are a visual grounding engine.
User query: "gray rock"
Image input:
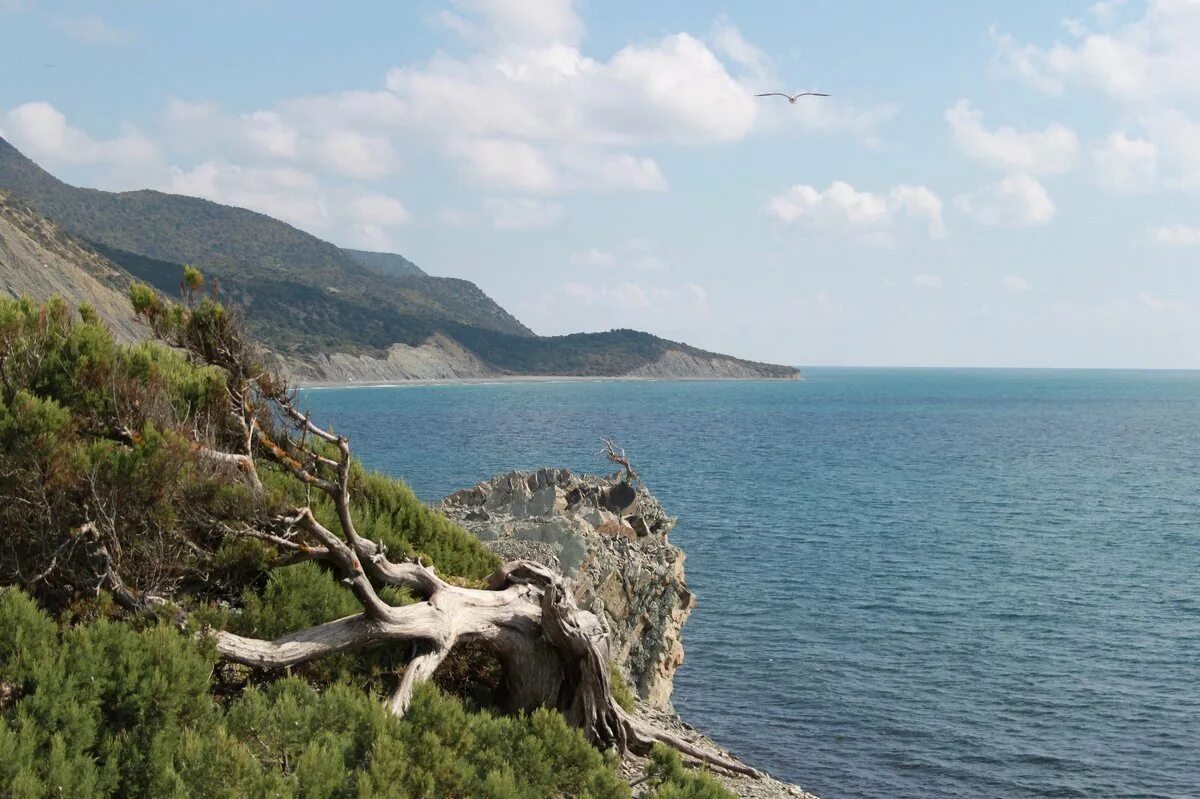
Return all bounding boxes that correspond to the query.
[440,468,690,707]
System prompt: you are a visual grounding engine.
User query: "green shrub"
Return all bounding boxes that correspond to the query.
[641,745,737,799]
[0,589,633,798]
[610,661,637,713]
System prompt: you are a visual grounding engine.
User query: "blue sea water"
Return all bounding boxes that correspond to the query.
[300,369,1200,799]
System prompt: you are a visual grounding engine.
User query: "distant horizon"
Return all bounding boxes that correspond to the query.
[2,1,1198,369]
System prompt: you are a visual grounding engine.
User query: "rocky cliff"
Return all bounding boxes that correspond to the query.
[440,467,818,798]
[439,468,692,708]
[281,333,497,382]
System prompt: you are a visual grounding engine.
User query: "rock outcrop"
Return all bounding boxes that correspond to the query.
[443,467,820,798]
[439,468,693,708]
[627,349,801,380]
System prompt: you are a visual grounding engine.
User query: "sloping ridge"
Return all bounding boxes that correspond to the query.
[0,136,798,380]
[0,191,146,343]
[344,248,426,277]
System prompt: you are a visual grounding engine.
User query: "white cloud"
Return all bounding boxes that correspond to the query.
[567,151,667,192]
[52,14,134,45]
[946,100,1079,175]
[569,246,666,271]
[1149,224,1200,246]
[570,249,618,269]
[483,197,565,230]
[348,193,411,227]
[1138,292,1185,312]
[164,162,414,242]
[913,273,942,288]
[994,1,1200,102]
[710,19,771,83]
[437,208,476,227]
[316,131,399,180]
[562,281,650,307]
[956,173,1056,226]
[1141,109,1200,189]
[166,161,331,231]
[559,280,708,313]
[165,100,399,180]
[1092,131,1157,190]
[767,180,946,239]
[450,138,561,192]
[995,3,1200,193]
[1003,275,1033,293]
[1,101,158,168]
[439,0,584,46]
[889,185,948,238]
[382,33,756,149]
[240,111,301,159]
[1090,0,1128,26]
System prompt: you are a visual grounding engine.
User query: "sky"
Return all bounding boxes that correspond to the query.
[1,0,1199,368]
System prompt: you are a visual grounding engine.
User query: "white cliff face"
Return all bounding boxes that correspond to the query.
[627,349,800,379]
[439,468,693,708]
[281,333,498,382]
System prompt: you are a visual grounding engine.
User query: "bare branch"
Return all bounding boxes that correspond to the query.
[285,508,393,621]
[194,446,263,492]
[388,644,452,717]
[599,437,639,484]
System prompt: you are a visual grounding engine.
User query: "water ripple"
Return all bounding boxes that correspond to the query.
[302,368,1200,799]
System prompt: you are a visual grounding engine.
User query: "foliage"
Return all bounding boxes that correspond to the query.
[0,295,230,608]
[610,661,637,713]
[0,588,633,799]
[0,285,745,796]
[641,746,738,799]
[350,469,500,580]
[0,293,494,613]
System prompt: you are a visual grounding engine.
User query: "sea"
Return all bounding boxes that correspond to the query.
[300,368,1200,799]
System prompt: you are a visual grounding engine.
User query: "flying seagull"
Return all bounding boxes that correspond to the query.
[755,91,829,103]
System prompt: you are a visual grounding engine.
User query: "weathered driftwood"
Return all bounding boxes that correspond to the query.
[126,293,762,779]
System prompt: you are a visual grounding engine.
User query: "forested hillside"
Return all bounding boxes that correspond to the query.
[0,136,798,380]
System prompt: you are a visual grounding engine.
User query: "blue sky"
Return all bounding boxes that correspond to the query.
[2,0,1198,368]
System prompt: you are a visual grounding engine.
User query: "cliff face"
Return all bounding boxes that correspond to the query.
[281,333,497,382]
[442,468,820,798]
[628,348,800,379]
[439,468,693,708]
[0,192,146,344]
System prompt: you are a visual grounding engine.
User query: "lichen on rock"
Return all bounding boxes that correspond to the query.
[439,468,694,708]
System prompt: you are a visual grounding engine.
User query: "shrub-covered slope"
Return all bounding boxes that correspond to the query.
[0,292,736,797]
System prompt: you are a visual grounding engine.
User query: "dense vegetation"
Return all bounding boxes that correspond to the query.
[0,290,736,797]
[0,588,724,798]
[0,135,797,377]
[0,135,530,345]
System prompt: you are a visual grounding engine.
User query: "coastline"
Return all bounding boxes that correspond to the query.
[296,373,804,390]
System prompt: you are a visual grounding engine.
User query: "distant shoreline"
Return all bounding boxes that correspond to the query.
[295,374,804,390]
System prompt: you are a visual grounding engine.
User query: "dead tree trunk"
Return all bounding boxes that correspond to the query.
[131,287,762,779]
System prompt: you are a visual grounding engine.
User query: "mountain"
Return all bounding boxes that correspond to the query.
[0,136,799,380]
[344,248,426,277]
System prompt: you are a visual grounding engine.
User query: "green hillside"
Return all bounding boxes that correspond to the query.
[0,135,798,378]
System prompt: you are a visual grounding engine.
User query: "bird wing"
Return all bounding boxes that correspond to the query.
[794,92,830,97]
[754,93,790,98]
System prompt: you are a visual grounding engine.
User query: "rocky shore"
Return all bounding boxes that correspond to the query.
[439,468,817,798]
